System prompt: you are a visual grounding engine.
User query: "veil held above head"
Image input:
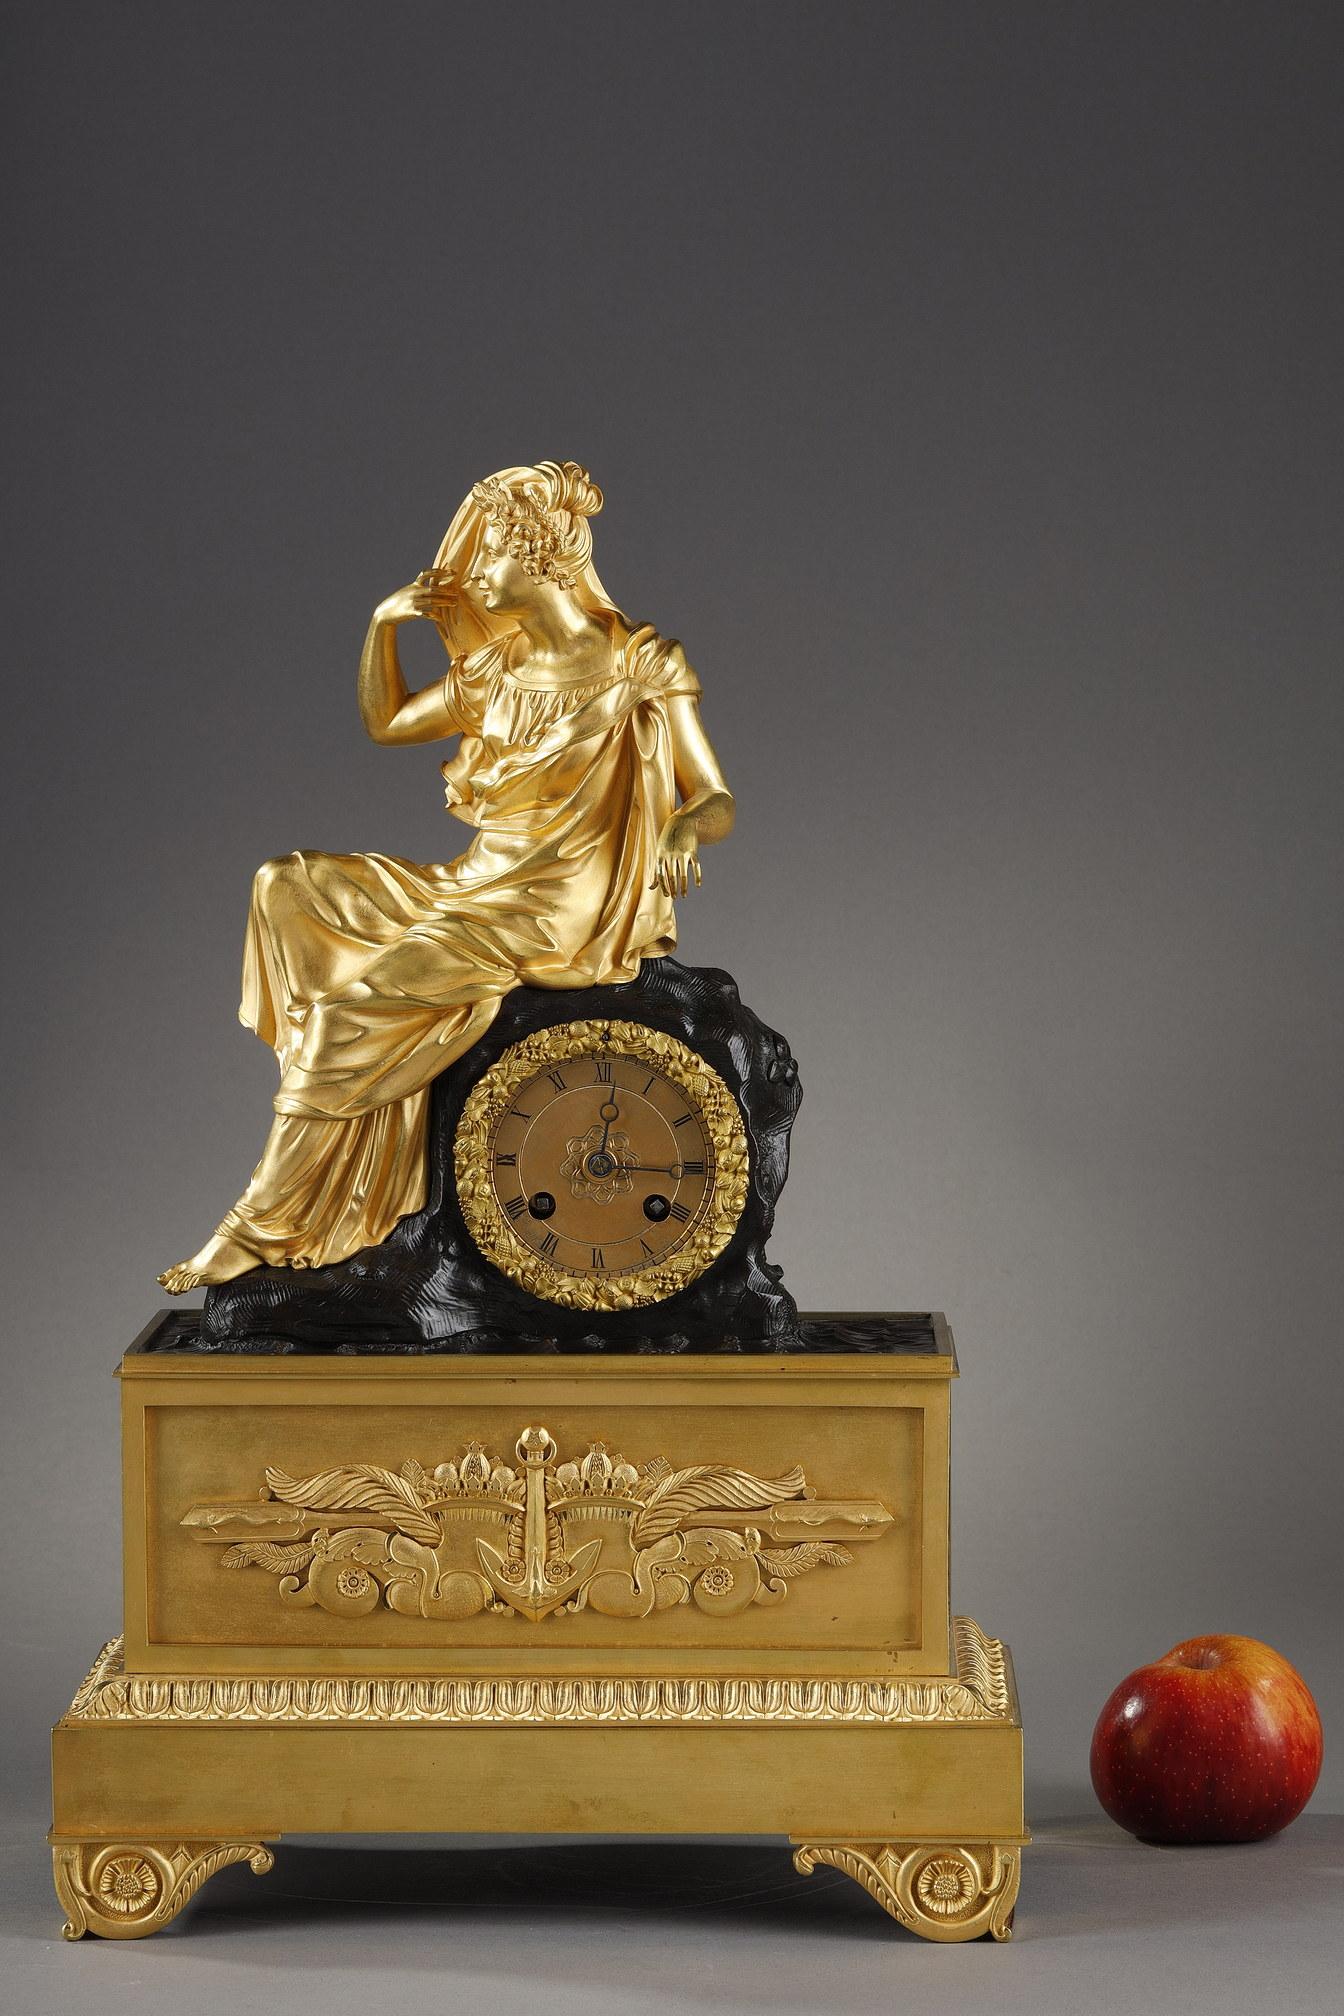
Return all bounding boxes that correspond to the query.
[431,462,620,666]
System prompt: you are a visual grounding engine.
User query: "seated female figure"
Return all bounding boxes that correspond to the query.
[159,461,734,1291]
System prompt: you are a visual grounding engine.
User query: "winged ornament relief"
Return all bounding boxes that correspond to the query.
[182,1427,894,1625]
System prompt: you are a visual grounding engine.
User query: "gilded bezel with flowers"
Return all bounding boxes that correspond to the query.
[454,1018,749,1310]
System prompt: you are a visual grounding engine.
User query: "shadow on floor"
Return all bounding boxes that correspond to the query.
[217,1836,895,1940]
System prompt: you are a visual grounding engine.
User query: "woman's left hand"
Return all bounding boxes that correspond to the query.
[653,813,702,898]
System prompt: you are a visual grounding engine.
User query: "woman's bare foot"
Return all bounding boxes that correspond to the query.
[158,1234,260,1295]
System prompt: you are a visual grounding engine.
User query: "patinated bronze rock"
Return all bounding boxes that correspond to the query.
[201,958,802,1352]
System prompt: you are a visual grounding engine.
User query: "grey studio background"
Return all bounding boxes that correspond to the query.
[2,1,1341,2006]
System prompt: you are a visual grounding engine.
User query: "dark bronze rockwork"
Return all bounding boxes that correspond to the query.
[201,959,803,1353]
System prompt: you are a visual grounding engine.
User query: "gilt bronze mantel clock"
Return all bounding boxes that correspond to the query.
[49,462,1026,1945]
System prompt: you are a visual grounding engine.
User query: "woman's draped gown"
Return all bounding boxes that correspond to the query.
[218,623,698,1269]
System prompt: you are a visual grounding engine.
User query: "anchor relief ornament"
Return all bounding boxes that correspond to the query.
[183,1427,895,1624]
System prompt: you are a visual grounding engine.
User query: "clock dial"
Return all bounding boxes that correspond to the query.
[454,1020,749,1310]
[490,1052,713,1277]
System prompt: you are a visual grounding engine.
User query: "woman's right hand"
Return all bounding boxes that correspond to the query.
[375,569,457,626]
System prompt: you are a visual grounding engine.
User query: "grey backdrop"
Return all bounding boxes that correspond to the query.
[3,0,1341,1856]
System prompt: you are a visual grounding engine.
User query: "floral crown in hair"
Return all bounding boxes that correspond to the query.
[471,477,578,589]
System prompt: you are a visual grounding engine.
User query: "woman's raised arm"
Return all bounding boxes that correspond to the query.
[358,575,461,746]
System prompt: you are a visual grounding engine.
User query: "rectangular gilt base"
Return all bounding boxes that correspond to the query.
[51,1323,1026,1944]
[50,1616,1025,1941]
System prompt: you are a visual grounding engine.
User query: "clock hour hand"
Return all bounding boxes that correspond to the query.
[585,1093,622,1179]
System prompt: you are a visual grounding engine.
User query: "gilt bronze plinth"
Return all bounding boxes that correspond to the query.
[50,1315,1026,1941]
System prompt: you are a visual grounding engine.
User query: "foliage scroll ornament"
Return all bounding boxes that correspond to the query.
[792,1841,1020,1942]
[51,1839,275,1941]
[181,1424,893,1625]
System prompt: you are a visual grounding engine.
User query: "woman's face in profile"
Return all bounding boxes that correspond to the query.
[471,520,538,615]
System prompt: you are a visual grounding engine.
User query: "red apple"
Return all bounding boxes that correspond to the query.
[1090,1634,1323,1844]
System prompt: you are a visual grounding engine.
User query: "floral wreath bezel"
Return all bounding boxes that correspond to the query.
[454,1018,750,1311]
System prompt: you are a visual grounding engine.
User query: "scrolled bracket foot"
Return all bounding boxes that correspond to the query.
[50,1836,275,1940]
[792,1839,1020,1942]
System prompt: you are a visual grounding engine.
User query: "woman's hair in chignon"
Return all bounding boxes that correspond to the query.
[471,461,604,589]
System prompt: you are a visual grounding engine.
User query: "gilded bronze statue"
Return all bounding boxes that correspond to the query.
[159,462,735,1292]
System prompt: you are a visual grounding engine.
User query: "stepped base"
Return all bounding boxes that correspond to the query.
[51,1620,1025,1941]
[51,1322,1026,1943]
